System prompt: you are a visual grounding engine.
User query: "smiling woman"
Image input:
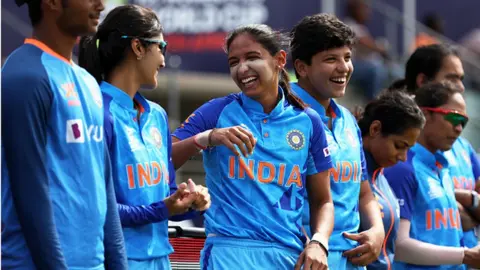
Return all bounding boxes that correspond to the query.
[78,4,212,270]
[170,24,335,270]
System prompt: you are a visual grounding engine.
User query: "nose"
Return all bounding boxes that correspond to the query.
[96,0,105,12]
[397,150,408,162]
[336,59,349,74]
[454,123,463,133]
[458,81,465,93]
[237,62,249,75]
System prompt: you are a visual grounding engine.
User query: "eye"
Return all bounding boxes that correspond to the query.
[324,57,336,63]
[345,55,352,62]
[228,60,238,67]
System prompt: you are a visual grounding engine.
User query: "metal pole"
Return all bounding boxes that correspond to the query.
[403,0,416,58]
[321,0,335,14]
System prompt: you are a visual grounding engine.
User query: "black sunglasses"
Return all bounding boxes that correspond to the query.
[121,35,168,56]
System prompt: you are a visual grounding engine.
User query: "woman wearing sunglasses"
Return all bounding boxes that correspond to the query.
[384,81,480,270]
[388,44,480,250]
[79,5,211,270]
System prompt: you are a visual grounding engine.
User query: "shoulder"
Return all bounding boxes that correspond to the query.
[204,93,240,110]
[2,45,50,87]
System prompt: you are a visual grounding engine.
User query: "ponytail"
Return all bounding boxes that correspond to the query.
[279,68,307,109]
[79,35,104,83]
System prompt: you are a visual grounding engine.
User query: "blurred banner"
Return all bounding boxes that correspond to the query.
[131,0,319,73]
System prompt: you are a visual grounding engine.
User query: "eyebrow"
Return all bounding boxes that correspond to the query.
[228,51,261,62]
[445,73,465,80]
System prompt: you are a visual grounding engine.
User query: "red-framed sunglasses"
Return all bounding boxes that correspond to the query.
[421,107,469,128]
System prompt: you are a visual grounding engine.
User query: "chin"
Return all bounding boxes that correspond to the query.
[439,144,454,152]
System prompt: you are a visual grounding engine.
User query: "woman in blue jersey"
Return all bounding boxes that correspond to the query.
[289,13,385,269]
[385,81,480,269]
[78,5,211,270]
[357,91,425,270]
[388,44,480,249]
[171,24,334,270]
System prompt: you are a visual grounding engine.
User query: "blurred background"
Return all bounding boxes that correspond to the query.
[3,0,480,192]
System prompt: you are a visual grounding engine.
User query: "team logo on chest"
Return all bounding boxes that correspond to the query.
[286,130,305,150]
[150,127,162,148]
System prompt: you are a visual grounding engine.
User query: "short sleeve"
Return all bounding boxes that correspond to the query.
[467,143,480,180]
[305,108,332,175]
[356,125,368,182]
[384,162,418,220]
[172,96,236,140]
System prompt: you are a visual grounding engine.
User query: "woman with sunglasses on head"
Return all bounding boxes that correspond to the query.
[79,5,211,270]
[387,44,480,251]
[384,81,480,270]
[357,91,425,270]
[171,24,334,270]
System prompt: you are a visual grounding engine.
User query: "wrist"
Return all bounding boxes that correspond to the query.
[163,197,174,217]
[310,233,329,256]
[193,130,212,150]
[468,191,479,211]
[462,248,471,265]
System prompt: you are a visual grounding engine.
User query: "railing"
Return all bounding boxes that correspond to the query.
[168,226,206,270]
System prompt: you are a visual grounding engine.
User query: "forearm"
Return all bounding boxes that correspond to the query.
[309,200,334,245]
[118,201,169,227]
[455,189,480,220]
[171,137,202,169]
[359,185,384,232]
[395,237,464,265]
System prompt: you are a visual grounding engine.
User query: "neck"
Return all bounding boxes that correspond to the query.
[417,131,437,154]
[257,86,280,114]
[32,23,77,61]
[297,78,331,112]
[107,63,141,99]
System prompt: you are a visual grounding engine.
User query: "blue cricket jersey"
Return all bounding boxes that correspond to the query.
[291,83,368,252]
[102,81,177,260]
[363,150,399,270]
[172,88,332,252]
[385,143,465,270]
[443,137,480,249]
[2,39,126,269]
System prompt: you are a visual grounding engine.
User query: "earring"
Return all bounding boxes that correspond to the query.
[137,56,142,60]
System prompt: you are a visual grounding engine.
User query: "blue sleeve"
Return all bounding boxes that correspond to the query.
[357,127,368,182]
[172,96,235,140]
[1,70,68,269]
[305,108,332,174]
[384,163,418,220]
[103,146,128,269]
[468,143,480,180]
[103,93,115,151]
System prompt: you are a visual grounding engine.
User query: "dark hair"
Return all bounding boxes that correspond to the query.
[414,81,463,108]
[404,44,459,95]
[358,91,425,137]
[225,24,306,109]
[290,13,356,78]
[27,0,43,26]
[423,13,443,33]
[79,4,163,83]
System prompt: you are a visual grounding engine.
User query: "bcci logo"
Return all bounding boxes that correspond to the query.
[150,127,162,148]
[286,130,305,150]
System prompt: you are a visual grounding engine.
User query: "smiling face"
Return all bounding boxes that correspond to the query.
[295,46,354,100]
[57,0,105,36]
[135,35,166,88]
[227,33,285,100]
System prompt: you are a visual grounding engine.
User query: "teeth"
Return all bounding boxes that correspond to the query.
[331,77,346,83]
[241,77,257,84]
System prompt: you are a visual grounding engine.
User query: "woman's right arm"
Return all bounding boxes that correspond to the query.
[171,98,256,169]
